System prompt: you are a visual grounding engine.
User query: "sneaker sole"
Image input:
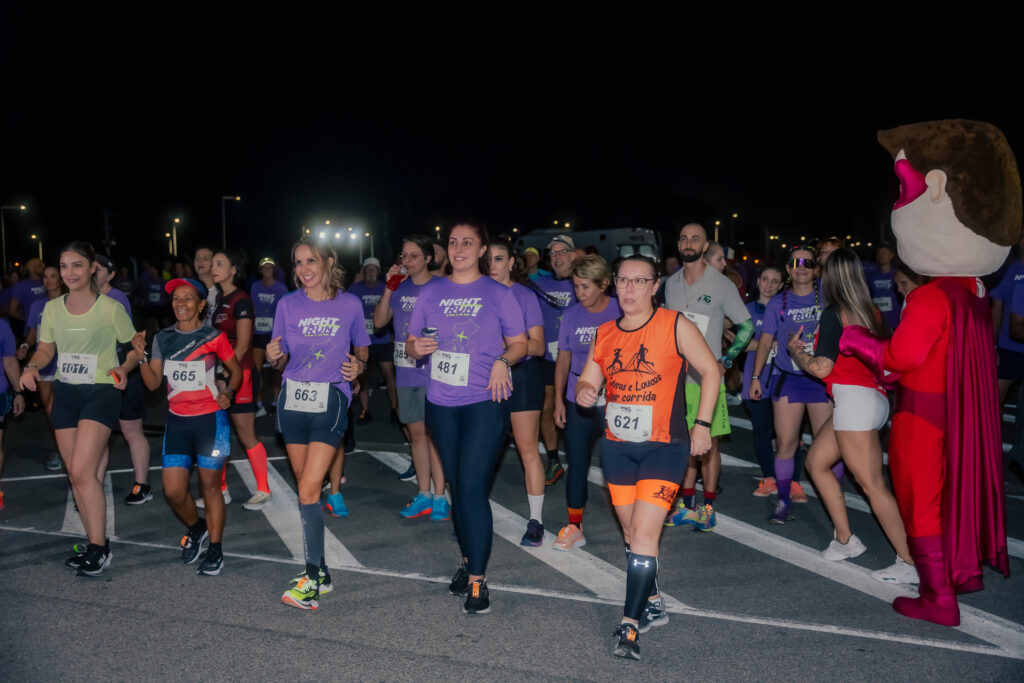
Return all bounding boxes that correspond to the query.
[430,514,451,521]
[281,595,319,610]
[243,500,272,511]
[751,491,775,497]
[553,539,586,551]
[769,517,795,525]
[197,562,223,576]
[400,508,433,519]
[520,538,543,547]
[319,583,334,595]
[463,604,491,614]
[76,552,112,577]
[612,644,640,660]
[638,615,669,634]
[324,505,348,518]
[124,494,153,506]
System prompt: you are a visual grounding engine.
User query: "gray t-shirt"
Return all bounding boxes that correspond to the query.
[664,265,750,384]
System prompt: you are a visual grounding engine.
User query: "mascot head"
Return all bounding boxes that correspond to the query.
[878,119,1022,277]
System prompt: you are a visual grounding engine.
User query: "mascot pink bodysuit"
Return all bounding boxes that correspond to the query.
[843,119,1019,627]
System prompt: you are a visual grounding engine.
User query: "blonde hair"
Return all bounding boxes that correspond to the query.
[291,238,345,297]
[572,254,611,287]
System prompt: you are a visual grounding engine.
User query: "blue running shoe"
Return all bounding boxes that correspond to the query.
[400,492,434,519]
[664,502,700,527]
[325,492,348,518]
[430,496,451,521]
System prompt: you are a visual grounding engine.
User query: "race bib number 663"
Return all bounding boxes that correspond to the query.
[285,381,329,413]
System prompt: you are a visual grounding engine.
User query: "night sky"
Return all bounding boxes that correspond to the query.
[1,6,1020,272]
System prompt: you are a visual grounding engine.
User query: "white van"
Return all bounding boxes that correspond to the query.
[514,227,661,266]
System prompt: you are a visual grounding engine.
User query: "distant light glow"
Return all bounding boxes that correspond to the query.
[319,231,326,239]
[334,232,341,239]
[325,220,331,225]
[350,233,357,240]
[564,222,570,228]
[174,218,180,223]
[364,232,370,237]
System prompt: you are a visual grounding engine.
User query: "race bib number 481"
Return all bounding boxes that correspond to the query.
[606,402,653,442]
[431,350,470,387]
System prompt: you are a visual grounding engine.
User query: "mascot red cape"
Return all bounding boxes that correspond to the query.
[841,119,1019,627]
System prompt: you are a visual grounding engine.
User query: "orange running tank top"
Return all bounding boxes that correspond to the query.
[593,307,688,443]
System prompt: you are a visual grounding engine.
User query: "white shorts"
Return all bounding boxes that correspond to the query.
[832,384,889,432]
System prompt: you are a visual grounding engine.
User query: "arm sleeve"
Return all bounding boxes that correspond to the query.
[725,319,755,359]
[112,302,137,344]
[883,286,948,372]
[814,308,842,362]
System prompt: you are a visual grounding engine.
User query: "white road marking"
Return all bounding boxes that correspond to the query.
[2,454,290,483]
[2,524,1016,660]
[232,459,362,569]
[60,472,115,539]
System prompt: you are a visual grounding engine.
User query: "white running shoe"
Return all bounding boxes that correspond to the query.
[196,488,232,509]
[871,556,919,584]
[822,532,867,561]
[243,491,272,510]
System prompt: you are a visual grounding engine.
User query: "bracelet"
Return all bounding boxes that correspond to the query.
[694,418,712,429]
[19,343,28,349]
[751,374,759,380]
[26,363,37,369]
[497,356,510,367]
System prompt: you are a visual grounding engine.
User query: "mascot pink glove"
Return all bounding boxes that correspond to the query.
[839,325,901,390]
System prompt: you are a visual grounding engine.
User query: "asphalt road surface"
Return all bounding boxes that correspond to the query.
[2,387,1023,681]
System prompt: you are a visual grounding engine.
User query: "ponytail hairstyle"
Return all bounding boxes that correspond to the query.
[822,246,890,338]
[447,220,491,276]
[290,237,345,298]
[58,241,100,294]
[489,238,529,285]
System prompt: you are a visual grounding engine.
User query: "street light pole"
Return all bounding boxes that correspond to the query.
[172,218,180,257]
[220,196,240,249]
[1,204,27,275]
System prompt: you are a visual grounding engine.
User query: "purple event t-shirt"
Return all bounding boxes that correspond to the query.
[0,319,15,393]
[251,280,290,336]
[271,290,372,403]
[105,288,132,318]
[534,275,577,362]
[12,278,45,318]
[390,276,434,388]
[558,297,621,403]
[27,297,58,377]
[992,260,1024,353]
[741,300,771,400]
[408,276,526,407]
[508,282,544,362]
[1010,280,1024,320]
[863,266,901,330]
[139,270,166,307]
[761,288,822,376]
[347,279,393,345]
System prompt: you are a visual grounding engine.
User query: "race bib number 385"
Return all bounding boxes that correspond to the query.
[58,353,98,385]
[431,350,469,387]
[285,381,329,413]
[606,402,653,442]
[164,360,205,392]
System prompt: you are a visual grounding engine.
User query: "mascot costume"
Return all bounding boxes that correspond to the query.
[842,119,1018,627]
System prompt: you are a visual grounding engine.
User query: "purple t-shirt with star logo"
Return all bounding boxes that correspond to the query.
[558,297,621,403]
[390,276,434,388]
[347,279,392,345]
[534,275,577,362]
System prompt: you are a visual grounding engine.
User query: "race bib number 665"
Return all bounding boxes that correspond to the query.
[164,360,205,392]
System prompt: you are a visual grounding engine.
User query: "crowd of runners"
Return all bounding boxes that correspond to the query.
[0,221,1019,660]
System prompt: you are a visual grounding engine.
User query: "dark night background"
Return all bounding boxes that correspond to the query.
[1,4,1020,274]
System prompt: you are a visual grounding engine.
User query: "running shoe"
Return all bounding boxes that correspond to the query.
[430,496,451,521]
[291,567,333,595]
[398,463,417,482]
[65,542,89,570]
[196,488,231,509]
[463,580,490,614]
[243,491,272,511]
[449,564,469,596]
[769,500,795,525]
[752,478,777,497]
[254,404,268,418]
[871,557,920,585]
[124,483,153,505]
[76,544,112,577]
[664,502,700,527]
[544,459,564,485]
[520,519,544,546]
[611,623,640,660]
[180,524,209,564]
[553,524,586,551]
[692,504,716,532]
[790,481,808,503]
[281,573,320,610]
[45,452,64,471]
[197,547,224,576]
[638,597,669,633]
[822,532,867,561]
[325,492,348,518]
[356,410,372,425]
[400,492,434,519]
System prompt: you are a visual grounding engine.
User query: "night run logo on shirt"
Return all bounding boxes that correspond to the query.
[439,297,483,317]
[362,295,381,307]
[605,344,662,400]
[298,316,341,336]
[787,306,820,323]
[548,291,574,308]
[399,295,417,312]
[257,293,277,304]
[575,326,599,345]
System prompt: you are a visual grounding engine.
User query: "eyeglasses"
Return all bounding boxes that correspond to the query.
[550,248,572,256]
[614,276,655,289]
[790,258,815,269]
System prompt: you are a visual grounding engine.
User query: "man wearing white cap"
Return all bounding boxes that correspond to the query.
[347,257,398,425]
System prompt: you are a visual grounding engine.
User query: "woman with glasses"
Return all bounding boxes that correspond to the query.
[575,255,719,660]
[750,246,834,524]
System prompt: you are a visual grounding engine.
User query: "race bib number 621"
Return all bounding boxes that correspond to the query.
[606,402,653,442]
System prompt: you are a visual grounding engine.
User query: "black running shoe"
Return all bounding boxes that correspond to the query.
[197,546,223,576]
[638,598,669,633]
[65,542,89,569]
[398,463,416,482]
[124,483,153,505]
[520,519,544,547]
[463,580,490,614]
[448,564,469,596]
[612,623,641,660]
[180,523,209,564]
[76,545,112,577]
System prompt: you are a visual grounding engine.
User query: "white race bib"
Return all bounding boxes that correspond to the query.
[606,402,653,442]
[791,341,815,372]
[164,360,206,392]
[255,316,273,333]
[364,318,375,333]
[431,350,470,387]
[58,353,97,385]
[547,341,559,361]
[682,311,710,336]
[285,381,329,413]
[767,343,778,365]
[148,292,160,303]
[393,343,416,368]
[872,296,893,312]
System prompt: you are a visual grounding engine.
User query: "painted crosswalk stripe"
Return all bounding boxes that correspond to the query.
[231,459,362,569]
[60,472,115,540]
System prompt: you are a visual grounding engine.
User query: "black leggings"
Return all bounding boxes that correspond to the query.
[426,398,511,576]
[563,401,604,510]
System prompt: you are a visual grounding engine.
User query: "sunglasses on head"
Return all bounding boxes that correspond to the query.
[790,258,814,269]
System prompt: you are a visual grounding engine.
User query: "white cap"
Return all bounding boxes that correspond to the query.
[363,257,381,269]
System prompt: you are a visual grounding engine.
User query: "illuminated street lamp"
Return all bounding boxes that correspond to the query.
[30,233,42,260]
[220,195,240,249]
[165,232,173,255]
[1,204,27,274]
[171,217,181,257]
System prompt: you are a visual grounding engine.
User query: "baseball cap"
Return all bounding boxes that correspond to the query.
[259,257,276,267]
[523,247,540,257]
[363,257,381,269]
[547,235,575,251]
[164,277,208,298]
[95,254,115,273]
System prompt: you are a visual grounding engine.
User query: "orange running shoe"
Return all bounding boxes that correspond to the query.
[752,478,777,497]
[790,481,808,503]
